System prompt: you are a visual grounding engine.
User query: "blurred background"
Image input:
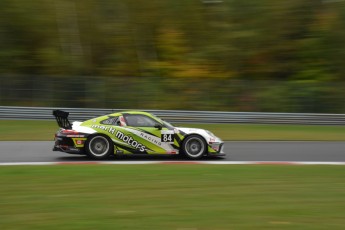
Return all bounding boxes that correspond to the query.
[0,0,344,113]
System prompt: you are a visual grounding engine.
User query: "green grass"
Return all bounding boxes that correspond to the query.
[0,120,57,141]
[0,165,344,229]
[1,120,345,141]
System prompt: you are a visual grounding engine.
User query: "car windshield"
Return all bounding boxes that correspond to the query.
[162,120,174,129]
[154,115,175,129]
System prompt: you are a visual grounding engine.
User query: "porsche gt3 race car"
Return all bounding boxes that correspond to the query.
[53,110,224,160]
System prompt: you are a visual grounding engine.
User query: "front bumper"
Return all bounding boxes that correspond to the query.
[207,142,225,156]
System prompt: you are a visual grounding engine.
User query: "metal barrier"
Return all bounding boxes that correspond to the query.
[1,106,345,125]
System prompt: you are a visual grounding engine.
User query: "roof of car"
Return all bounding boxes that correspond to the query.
[109,110,153,116]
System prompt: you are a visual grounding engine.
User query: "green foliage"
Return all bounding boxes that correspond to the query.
[0,0,345,112]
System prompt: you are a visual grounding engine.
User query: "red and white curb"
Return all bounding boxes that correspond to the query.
[0,161,345,166]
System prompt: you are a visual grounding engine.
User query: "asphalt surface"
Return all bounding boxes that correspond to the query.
[0,141,344,163]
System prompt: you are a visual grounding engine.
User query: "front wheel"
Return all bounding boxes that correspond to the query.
[181,135,206,160]
[85,135,113,160]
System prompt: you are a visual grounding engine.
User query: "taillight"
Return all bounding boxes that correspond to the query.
[61,130,79,135]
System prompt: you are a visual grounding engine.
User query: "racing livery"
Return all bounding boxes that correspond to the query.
[53,110,224,160]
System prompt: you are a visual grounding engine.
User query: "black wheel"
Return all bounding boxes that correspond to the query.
[181,135,207,160]
[85,135,113,160]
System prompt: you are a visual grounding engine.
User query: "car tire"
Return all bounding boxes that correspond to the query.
[181,135,206,160]
[85,135,113,160]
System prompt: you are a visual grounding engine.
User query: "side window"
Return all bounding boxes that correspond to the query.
[101,116,119,125]
[125,114,158,127]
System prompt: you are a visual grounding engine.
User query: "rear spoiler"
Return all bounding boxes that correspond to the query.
[53,110,72,129]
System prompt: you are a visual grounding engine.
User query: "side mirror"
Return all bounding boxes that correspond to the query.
[154,124,163,130]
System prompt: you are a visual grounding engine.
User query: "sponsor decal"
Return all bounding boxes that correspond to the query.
[115,130,146,152]
[90,125,147,152]
[91,125,116,135]
[139,132,162,146]
[212,146,219,151]
[167,150,177,154]
[72,138,87,147]
[76,140,83,145]
[116,150,124,154]
[125,128,176,153]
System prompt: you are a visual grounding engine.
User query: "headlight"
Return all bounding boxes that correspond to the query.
[206,130,215,137]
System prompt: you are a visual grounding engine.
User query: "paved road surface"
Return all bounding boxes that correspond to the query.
[0,141,344,163]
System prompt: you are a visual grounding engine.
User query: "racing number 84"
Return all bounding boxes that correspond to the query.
[161,133,174,143]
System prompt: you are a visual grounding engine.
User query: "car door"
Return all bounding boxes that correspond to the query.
[122,114,176,154]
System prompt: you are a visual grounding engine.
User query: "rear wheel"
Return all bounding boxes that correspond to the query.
[85,135,113,160]
[181,135,206,160]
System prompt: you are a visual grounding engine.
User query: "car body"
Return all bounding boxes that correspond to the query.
[53,110,224,160]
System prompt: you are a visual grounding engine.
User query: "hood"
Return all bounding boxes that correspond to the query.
[177,127,208,134]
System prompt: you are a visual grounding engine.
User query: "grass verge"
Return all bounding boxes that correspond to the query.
[0,165,344,229]
[1,120,345,141]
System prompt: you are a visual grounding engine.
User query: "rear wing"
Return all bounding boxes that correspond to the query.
[53,110,72,129]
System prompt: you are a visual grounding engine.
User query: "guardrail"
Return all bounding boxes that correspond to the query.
[1,106,345,125]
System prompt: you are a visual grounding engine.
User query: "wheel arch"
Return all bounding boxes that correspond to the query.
[84,133,115,159]
[86,132,111,140]
[180,133,208,159]
[182,133,208,145]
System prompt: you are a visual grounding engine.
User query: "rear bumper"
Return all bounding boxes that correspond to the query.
[53,144,83,154]
[53,135,85,154]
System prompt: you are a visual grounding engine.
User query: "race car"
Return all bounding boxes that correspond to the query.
[53,110,224,160]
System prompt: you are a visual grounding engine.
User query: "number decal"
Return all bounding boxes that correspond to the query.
[162,134,173,142]
[161,130,174,143]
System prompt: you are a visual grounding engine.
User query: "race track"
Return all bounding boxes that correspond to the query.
[0,141,345,163]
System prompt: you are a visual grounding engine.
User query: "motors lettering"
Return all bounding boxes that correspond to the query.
[91,125,146,152]
[115,130,146,152]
